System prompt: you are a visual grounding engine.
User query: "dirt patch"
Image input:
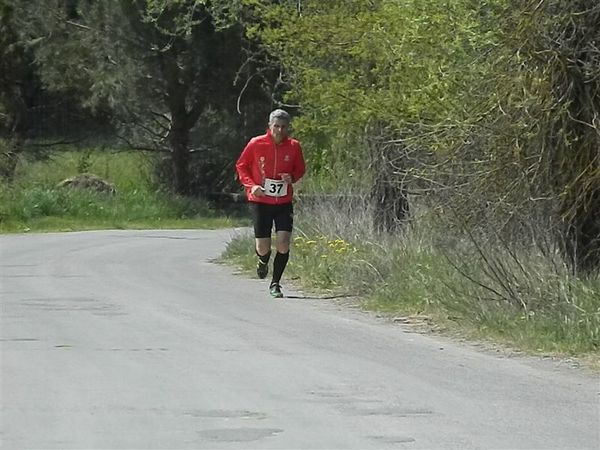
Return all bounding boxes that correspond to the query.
[57,173,116,195]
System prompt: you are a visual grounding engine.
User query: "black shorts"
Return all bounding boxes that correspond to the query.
[249,202,294,238]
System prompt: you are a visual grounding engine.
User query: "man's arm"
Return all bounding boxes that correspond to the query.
[235,143,257,188]
[236,142,265,196]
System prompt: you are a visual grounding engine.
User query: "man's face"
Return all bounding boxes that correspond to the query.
[269,119,289,143]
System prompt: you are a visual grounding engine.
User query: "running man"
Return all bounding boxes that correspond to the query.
[236,109,306,298]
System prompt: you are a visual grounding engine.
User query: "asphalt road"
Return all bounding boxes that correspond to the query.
[1,229,598,449]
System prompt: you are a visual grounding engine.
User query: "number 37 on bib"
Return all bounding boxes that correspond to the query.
[263,178,288,197]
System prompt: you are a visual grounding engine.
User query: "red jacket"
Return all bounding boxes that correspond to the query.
[236,130,305,204]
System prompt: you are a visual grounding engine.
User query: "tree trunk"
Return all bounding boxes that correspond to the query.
[370,139,410,233]
[0,136,24,180]
[523,1,600,274]
[168,116,191,196]
[372,181,409,233]
[0,83,27,180]
[562,183,600,275]
[556,26,600,274]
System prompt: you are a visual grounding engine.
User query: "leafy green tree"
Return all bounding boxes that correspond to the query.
[1,0,114,179]
[248,0,600,272]
[246,1,497,190]
[0,1,28,138]
[20,0,262,195]
[247,0,497,234]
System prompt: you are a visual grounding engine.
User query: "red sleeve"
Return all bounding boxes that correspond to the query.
[236,141,257,188]
[292,142,306,183]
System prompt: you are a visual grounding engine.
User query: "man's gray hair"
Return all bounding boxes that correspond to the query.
[269,109,291,124]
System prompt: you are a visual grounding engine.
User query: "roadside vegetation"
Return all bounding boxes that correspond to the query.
[222,201,600,363]
[0,149,243,233]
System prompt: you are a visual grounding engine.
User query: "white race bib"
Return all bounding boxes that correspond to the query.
[263,178,288,197]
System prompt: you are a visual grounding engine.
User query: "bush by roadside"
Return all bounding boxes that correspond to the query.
[221,201,600,368]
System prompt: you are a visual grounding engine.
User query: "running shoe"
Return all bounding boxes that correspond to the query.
[256,260,268,279]
[269,282,283,298]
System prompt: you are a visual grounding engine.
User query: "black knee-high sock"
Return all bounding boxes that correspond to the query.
[256,249,271,264]
[271,251,289,284]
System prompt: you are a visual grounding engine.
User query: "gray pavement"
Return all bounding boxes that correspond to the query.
[1,229,598,449]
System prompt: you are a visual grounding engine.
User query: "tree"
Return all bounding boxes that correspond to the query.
[21,0,261,195]
[248,0,600,273]
[247,0,496,232]
[1,0,115,179]
[0,0,33,177]
[493,0,600,272]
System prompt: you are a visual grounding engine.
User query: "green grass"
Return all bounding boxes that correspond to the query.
[221,216,600,365]
[367,241,600,357]
[0,149,246,232]
[12,149,153,190]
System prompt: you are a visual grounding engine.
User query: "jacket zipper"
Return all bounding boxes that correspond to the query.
[272,139,279,204]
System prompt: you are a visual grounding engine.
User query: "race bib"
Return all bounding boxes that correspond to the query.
[263,178,288,197]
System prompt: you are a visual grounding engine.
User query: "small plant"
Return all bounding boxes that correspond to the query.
[290,235,357,289]
[76,151,93,174]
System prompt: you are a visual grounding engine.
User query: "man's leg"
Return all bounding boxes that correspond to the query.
[270,202,294,295]
[251,202,273,279]
[255,237,271,279]
[255,237,272,256]
[271,231,291,291]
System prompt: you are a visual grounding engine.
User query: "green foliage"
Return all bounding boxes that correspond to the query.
[290,235,364,290]
[0,183,231,232]
[0,180,214,224]
[12,149,153,190]
[0,149,236,232]
[245,0,600,273]
[489,0,600,272]
[222,208,599,355]
[249,0,497,173]
[0,0,29,135]
[7,0,265,195]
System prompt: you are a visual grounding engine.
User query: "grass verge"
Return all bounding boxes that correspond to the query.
[0,149,248,232]
[221,221,600,369]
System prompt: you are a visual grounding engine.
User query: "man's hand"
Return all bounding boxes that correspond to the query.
[251,185,265,196]
[280,173,292,184]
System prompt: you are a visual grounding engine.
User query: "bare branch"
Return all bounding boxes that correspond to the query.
[115,134,169,153]
[64,20,91,31]
[30,138,86,147]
